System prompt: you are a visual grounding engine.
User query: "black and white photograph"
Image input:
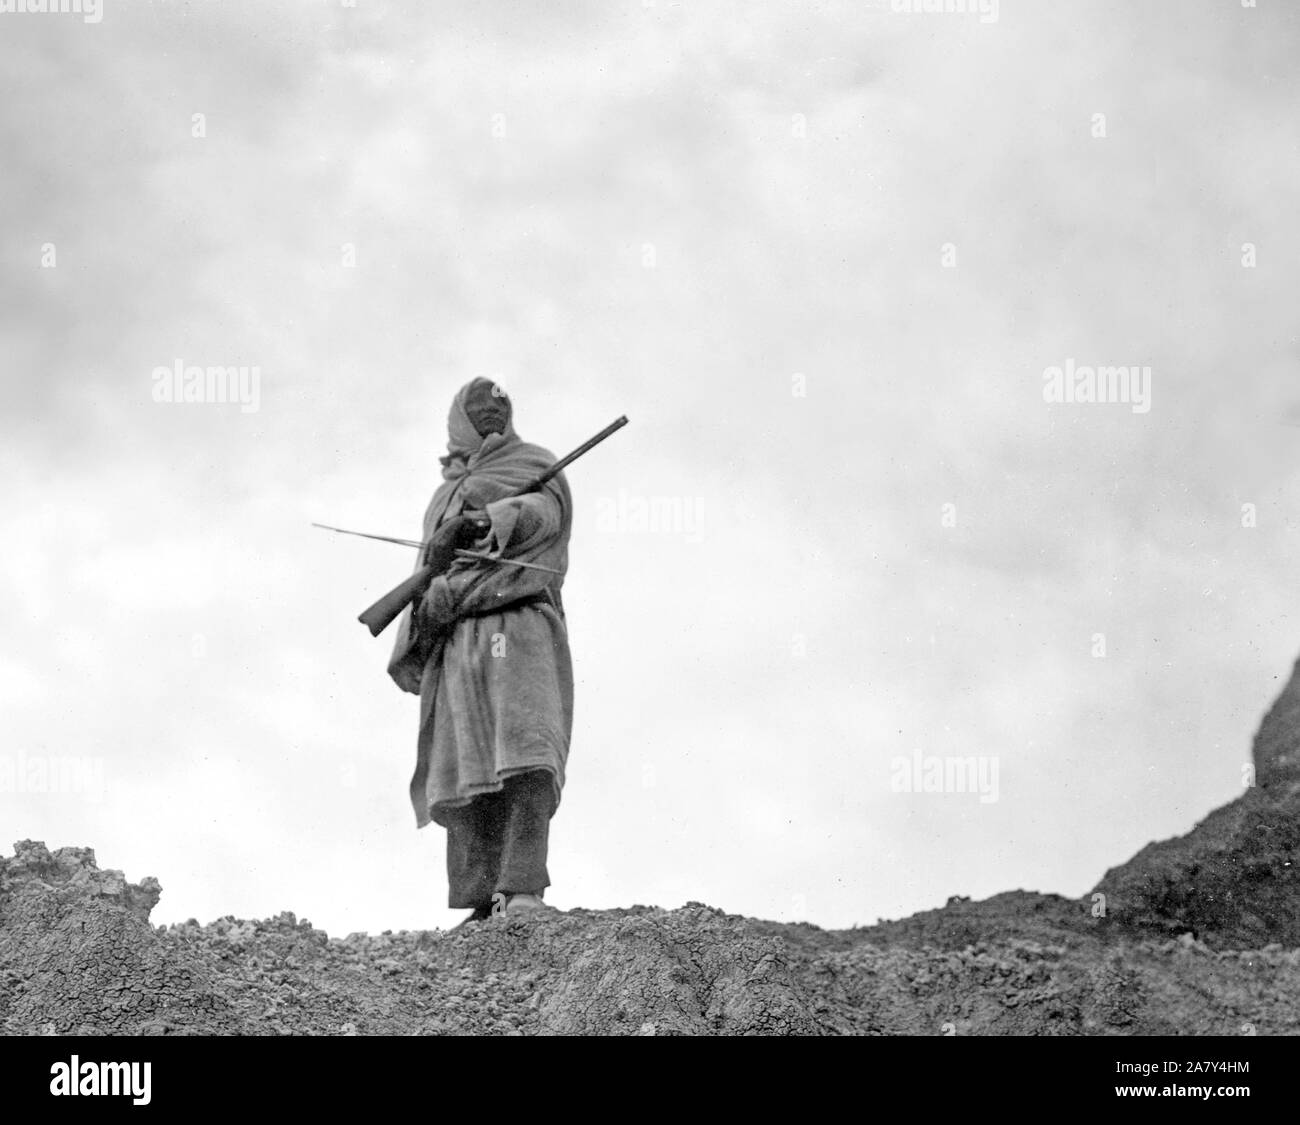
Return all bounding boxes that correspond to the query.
[1,0,1295,1103]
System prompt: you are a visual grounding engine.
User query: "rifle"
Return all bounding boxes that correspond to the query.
[356,415,628,637]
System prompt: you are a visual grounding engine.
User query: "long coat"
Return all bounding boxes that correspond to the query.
[387,418,574,829]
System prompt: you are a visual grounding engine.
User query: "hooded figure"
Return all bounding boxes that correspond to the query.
[387,378,574,922]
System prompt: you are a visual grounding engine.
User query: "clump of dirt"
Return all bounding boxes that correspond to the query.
[0,842,229,1035]
[4,655,1300,1036]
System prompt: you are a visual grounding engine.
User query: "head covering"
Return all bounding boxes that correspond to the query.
[443,378,515,467]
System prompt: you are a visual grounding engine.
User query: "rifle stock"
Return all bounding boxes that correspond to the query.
[358,564,435,637]
[357,415,627,638]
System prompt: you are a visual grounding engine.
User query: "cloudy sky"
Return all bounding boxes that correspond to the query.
[2,0,1297,936]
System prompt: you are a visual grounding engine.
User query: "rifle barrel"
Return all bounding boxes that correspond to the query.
[529,415,629,491]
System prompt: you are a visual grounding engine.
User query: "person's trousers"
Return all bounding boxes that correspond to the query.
[443,770,557,909]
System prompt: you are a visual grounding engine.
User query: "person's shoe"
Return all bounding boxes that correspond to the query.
[504,893,551,916]
[450,904,493,932]
[489,892,553,919]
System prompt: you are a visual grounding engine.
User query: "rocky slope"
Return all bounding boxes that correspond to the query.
[1091,655,1300,949]
[3,657,1299,1036]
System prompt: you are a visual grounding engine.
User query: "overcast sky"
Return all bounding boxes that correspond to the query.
[2,0,1298,936]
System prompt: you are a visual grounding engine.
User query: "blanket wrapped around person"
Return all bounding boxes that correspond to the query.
[387,379,574,830]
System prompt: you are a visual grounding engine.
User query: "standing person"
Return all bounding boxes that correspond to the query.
[386,378,574,925]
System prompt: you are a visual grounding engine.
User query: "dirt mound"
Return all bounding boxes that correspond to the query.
[3,840,1299,1036]
[4,654,1300,1035]
[1092,656,1300,948]
[0,842,229,1035]
[449,904,816,1034]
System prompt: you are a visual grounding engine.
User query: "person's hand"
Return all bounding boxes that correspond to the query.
[422,514,486,573]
